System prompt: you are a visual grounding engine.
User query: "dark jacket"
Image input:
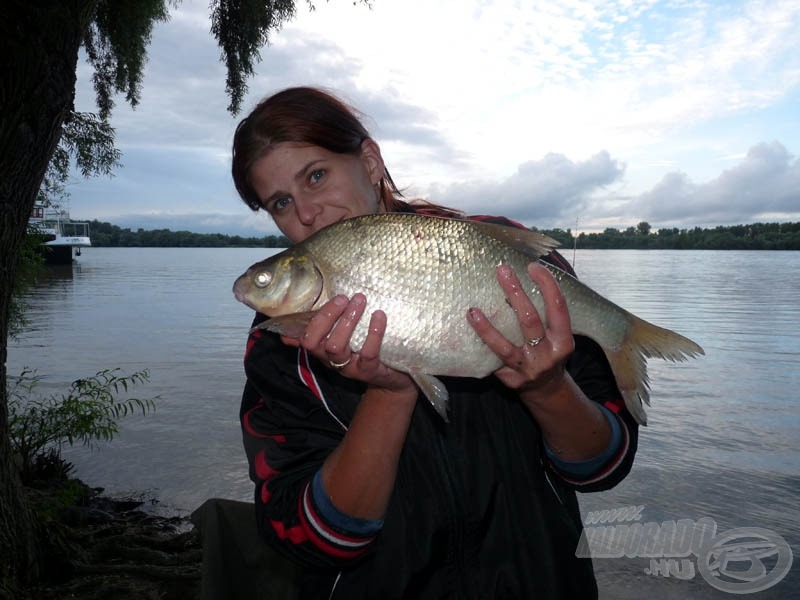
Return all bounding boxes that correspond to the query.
[240,214,639,599]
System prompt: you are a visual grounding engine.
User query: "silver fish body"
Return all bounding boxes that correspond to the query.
[233,213,704,424]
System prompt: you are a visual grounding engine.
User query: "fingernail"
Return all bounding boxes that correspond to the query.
[468,308,481,321]
[333,295,348,306]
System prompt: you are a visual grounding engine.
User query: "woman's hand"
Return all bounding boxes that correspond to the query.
[281,294,417,522]
[467,262,575,404]
[281,293,416,395]
[468,262,611,460]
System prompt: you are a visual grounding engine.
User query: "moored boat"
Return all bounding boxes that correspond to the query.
[29,203,92,264]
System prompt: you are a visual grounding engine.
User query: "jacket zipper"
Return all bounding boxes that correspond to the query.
[327,571,342,600]
[435,431,470,598]
[542,459,565,505]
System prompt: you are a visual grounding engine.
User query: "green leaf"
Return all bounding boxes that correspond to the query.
[7,368,158,483]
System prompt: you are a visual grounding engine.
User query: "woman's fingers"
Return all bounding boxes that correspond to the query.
[466,306,519,365]
[525,263,573,351]
[356,310,386,371]
[496,264,546,342]
[300,295,349,349]
[468,262,575,389]
[324,294,366,360]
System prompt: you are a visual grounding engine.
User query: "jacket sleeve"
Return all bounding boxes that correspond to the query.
[240,315,379,568]
[553,334,640,492]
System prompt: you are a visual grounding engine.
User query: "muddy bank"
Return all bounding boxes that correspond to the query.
[22,480,202,599]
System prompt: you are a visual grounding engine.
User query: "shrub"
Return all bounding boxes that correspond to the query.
[8,368,158,484]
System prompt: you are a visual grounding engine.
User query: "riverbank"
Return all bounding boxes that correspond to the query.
[20,478,202,599]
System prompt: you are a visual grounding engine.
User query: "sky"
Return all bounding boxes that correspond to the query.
[67,0,800,237]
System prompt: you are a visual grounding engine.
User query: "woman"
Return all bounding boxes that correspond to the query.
[231,86,638,598]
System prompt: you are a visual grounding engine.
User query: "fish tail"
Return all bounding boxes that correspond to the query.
[604,315,705,426]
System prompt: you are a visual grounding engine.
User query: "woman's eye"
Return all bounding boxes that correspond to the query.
[309,169,325,184]
[270,196,292,212]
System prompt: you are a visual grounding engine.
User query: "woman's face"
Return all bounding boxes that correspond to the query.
[249,139,385,243]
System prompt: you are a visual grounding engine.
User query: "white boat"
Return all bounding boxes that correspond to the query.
[29,203,92,264]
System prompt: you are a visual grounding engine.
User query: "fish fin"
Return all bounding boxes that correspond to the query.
[603,346,651,427]
[468,220,560,259]
[602,315,705,426]
[250,311,320,338]
[410,371,450,423]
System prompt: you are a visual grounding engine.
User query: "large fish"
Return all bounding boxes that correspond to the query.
[233,213,704,425]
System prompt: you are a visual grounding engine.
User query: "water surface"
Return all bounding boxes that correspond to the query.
[9,248,799,598]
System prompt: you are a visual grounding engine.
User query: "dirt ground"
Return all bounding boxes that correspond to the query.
[21,481,202,599]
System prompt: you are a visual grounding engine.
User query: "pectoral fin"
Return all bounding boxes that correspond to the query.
[410,371,450,423]
[250,311,320,338]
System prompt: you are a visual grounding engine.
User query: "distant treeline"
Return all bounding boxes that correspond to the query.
[537,221,800,250]
[87,219,800,250]
[88,220,291,248]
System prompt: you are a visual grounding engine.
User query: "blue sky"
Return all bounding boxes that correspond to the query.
[68,0,800,236]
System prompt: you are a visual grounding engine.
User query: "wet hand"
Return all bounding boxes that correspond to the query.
[281,294,415,394]
[467,263,575,400]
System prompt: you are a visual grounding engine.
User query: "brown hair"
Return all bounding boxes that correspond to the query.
[231,86,462,218]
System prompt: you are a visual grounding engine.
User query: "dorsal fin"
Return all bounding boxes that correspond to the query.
[466,219,560,259]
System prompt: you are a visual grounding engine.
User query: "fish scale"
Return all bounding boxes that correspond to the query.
[233,213,704,424]
[305,217,524,375]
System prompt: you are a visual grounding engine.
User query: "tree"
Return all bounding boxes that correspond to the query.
[1,0,362,592]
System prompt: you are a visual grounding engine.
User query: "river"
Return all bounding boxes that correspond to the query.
[8,247,799,598]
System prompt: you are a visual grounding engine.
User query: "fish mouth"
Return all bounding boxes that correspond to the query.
[232,276,256,309]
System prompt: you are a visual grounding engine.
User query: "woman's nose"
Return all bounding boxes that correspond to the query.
[294,196,322,226]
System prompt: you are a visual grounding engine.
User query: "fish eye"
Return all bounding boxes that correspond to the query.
[255,271,271,288]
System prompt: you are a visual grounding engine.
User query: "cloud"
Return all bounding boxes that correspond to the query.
[429,151,625,226]
[80,141,799,236]
[239,41,463,167]
[66,1,800,236]
[631,141,800,226]
[419,142,800,231]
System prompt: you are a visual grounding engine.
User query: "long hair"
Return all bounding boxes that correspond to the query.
[231,86,462,217]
